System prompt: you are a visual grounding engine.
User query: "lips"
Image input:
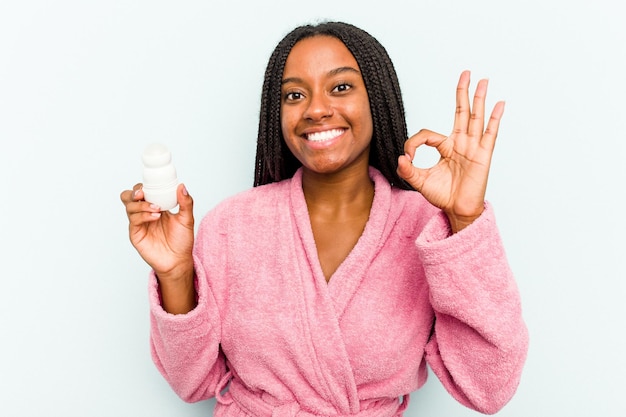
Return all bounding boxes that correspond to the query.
[305,128,345,142]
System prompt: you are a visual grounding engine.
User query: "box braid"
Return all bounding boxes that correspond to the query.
[254,21,413,190]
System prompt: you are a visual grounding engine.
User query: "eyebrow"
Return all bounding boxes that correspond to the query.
[281,66,361,85]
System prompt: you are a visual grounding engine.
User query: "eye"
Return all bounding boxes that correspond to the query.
[332,83,352,93]
[283,90,304,102]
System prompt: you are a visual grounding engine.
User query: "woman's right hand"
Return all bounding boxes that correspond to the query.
[120,183,195,302]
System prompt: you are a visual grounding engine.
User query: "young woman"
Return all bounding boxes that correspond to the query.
[121,21,528,417]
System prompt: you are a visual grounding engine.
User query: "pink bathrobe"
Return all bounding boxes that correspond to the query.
[149,167,528,416]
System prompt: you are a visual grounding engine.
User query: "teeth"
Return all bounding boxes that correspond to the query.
[306,129,344,142]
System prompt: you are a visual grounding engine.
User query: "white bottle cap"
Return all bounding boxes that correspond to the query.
[142,143,178,211]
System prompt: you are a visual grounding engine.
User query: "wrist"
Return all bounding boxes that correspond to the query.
[155,262,193,283]
[155,261,197,314]
[445,208,484,234]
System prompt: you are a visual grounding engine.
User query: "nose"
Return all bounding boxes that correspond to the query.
[303,92,333,121]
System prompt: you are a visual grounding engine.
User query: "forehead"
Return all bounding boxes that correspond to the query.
[283,35,360,76]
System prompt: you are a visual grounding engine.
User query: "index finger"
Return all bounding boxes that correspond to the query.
[120,183,144,204]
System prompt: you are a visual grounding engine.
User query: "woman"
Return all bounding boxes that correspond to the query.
[121,21,528,416]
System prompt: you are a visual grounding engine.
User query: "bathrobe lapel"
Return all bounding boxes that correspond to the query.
[288,168,393,414]
[326,168,393,318]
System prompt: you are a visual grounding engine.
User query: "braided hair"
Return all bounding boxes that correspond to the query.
[254,21,412,190]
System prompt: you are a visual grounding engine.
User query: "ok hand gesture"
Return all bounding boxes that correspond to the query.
[397,70,504,233]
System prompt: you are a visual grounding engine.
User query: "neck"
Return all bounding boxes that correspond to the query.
[301,164,375,216]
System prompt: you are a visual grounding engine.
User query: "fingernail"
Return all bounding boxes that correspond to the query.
[151,212,161,218]
[132,190,138,199]
[182,185,188,196]
[150,204,159,210]
[405,153,412,162]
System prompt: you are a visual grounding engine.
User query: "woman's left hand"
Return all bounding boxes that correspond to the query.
[397,70,504,233]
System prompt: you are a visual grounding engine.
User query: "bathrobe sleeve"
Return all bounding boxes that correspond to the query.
[148,207,229,403]
[416,203,529,414]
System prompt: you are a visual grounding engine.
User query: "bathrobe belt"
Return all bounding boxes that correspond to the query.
[217,375,410,417]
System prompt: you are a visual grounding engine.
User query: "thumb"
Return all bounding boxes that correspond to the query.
[397,154,425,190]
[176,183,194,223]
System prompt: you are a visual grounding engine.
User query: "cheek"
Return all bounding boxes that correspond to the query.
[355,102,374,140]
[280,111,300,156]
[280,108,296,138]
[364,109,373,136]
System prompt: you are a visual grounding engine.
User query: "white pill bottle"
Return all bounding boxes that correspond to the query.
[141,143,178,211]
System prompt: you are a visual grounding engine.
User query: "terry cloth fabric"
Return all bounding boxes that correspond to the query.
[148,166,529,416]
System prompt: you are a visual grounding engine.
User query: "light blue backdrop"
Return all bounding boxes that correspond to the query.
[1,0,624,416]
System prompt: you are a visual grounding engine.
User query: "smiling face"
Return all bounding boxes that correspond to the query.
[280,35,373,177]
